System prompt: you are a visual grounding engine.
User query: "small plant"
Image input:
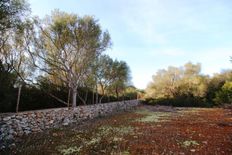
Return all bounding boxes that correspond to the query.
[57,145,82,155]
[181,140,200,147]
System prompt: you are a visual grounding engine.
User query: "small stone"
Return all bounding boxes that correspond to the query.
[190,149,196,152]
[3,116,11,121]
[62,122,69,126]
[202,141,208,144]
[32,128,40,132]
[10,143,16,148]
[16,115,23,119]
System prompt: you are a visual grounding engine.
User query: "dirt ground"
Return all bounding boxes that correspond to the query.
[1,105,232,155]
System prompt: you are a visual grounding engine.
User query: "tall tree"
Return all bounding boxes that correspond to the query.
[95,56,130,102]
[0,0,31,112]
[30,10,111,107]
[95,55,115,103]
[109,60,131,100]
[146,66,182,99]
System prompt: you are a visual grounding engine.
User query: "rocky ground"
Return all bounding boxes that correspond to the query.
[1,105,232,155]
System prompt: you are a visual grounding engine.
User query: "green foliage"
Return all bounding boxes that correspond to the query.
[146,62,209,107]
[214,81,232,104]
[146,62,232,107]
[0,0,30,32]
[0,61,17,112]
[206,70,232,104]
[124,86,138,100]
[95,55,132,102]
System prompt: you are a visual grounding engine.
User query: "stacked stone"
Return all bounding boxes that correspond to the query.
[0,100,140,149]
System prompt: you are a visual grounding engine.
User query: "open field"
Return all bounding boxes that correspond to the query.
[1,105,232,155]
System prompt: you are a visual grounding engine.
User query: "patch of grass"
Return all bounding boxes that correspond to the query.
[121,150,130,155]
[57,145,82,155]
[98,126,134,136]
[135,109,170,123]
[181,140,200,148]
[55,125,133,154]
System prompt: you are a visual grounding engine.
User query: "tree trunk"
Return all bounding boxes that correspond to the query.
[115,87,119,100]
[16,85,22,113]
[77,91,86,105]
[72,88,77,107]
[95,85,98,104]
[84,90,88,105]
[67,88,71,108]
[99,95,104,104]
[99,84,104,103]
[92,89,95,104]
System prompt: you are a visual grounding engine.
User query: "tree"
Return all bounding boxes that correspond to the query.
[13,21,35,112]
[206,70,232,104]
[180,62,208,98]
[30,10,111,107]
[124,86,138,100]
[95,55,115,103]
[146,66,182,99]
[95,57,130,102]
[146,62,208,106]
[108,60,131,100]
[214,81,232,104]
[0,60,17,112]
[0,0,32,112]
[76,71,96,105]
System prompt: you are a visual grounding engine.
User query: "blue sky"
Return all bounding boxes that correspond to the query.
[29,0,232,89]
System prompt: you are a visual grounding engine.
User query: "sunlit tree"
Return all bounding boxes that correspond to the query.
[30,10,111,107]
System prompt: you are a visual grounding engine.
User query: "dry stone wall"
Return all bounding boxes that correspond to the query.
[0,100,140,149]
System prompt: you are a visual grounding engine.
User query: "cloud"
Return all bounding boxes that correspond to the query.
[118,0,232,46]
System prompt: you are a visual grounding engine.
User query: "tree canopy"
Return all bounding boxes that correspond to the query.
[146,62,232,107]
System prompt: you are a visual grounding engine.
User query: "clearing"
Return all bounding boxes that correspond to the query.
[1,105,232,155]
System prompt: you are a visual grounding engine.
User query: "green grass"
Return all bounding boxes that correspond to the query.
[135,109,171,123]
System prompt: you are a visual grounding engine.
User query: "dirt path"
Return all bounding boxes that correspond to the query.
[1,105,232,155]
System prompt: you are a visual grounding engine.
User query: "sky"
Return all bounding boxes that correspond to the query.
[29,0,232,89]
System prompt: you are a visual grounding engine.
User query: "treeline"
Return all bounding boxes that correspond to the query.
[145,62,232,107]
[0,0,138,113]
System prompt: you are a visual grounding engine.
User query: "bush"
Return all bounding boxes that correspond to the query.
[214,81,232,105]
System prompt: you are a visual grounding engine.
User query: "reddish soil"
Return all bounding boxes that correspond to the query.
[127,106,232,155]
